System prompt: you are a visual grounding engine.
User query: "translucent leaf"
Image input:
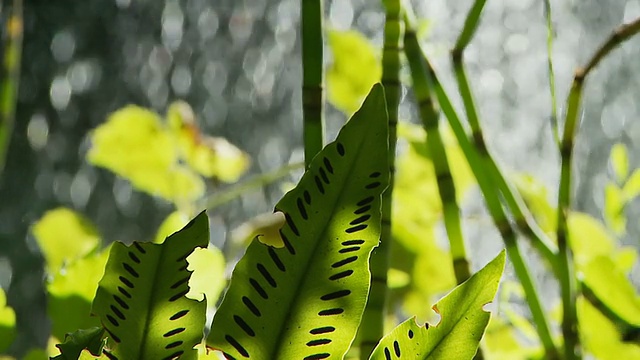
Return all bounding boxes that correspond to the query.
[512,174,556,234]
[230,211,287,249]
[51,327,105,360]
[579,297,640,359]
[92,212,209,359]
[623,168,640,200]
[387,268,410,289]
[186,246,226,304]
[568,212,615,267]
[32,207,100,274]
[369,251,506,359]
[87,105,205,203]
[0,288,15,353]
[207,84,389,359]
[604,183,626,235]
[610,143,629,183]
[154,211,190,244]
[47,250,109,340]
[482,316,541,360]
[167,101,250,182]
[327,30,382,115]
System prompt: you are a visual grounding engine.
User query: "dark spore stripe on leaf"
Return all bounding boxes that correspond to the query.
[310,326,335,334]
[112,295,129,309]
[297,198,308,220]
[319,167,330,184]
[393,340,401,356]
[242,296,261,317]
[110,305,125,320]
[164,327,186,337]
[107,314,119,327]
[304,353,331,360]
[103,349,118,360]
[249,278,268,299]
[350,215,371,225]
[329,270,353,280]
[337,142,345,156]
[370,171,381,178]
[234,315,256,336]
[304,190,312,204]
[177,263,188,272]
[357,196,374,206]
[323,157,333,173]
[223,352,237,360]
[284,212,300,236]
[175,250,192,263]
[365,181,381,189]
[170,275,190,289]
[281,231,295,255]
[117,286,132,299]
[225,334,250,358]
[320,290,351,300]
[318,308,344,316]
[354,205,371,215]
[339,246,360,254]
[315,175,325,194]
[345,224,368,233]
[332,256,358,268]
[169,288,189,302]
[384,347,391,360]
[133,242,146,254]
[408,329,414,338]
[307,339,331,346]
[105,328,121,343]
[165,340,183,349]
[161,350,184,360]
[119,276,134,289]
[268,247,285,272]
[170,309,189,320]
[342,239,365,246]
[128,251,140,264]
[257,263,277,288]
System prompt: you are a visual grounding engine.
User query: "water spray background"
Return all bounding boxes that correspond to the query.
[1,0,639,353]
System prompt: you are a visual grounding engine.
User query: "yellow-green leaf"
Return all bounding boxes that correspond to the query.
[32,208,100,274]
[154,211,190,244]
[604,183,626,235]
[186,246,226,305]
[0,288,16,353]
[230,211,287,249]
[610,143,629,183]
[327,30,381,115]
[623,168,640,200]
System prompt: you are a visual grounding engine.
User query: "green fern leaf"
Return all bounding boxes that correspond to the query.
[369,250,506,360]
[207,83,389,359]
[91,212,209,359]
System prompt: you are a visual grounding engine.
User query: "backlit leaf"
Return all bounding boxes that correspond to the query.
[610,143,629,183]
[154,211,190,244]
[623,169,640,200]
[0,288,15,353]
[369,250,506,359]
[604,183,626,235]
[207,84,389,359]
[51,327,105,360]
[327,30,382,115]
[92,212,209,359]
[186,246,226,304]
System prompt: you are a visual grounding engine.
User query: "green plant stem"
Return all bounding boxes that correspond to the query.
[357,1,403,358]
[403,6,559,359]
[301,0,324,168]
[542,0,560,146]
[0,0,23,178]
[556,15,640,360]
[199,162,305,210]
[404,16,470,288]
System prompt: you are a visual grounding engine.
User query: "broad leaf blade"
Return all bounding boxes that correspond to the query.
[207,84,389,359]
[369,251,506,360]
[92,212,209,359]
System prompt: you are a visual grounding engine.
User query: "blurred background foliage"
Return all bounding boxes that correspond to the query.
[1,0,640,358]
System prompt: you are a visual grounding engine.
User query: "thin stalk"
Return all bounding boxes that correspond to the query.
[404,14,471,287]
[357,0,403,358]
[556,16,640,360]
[543,0,560,146]
[0,0,23,178]
[301,0,324,167]
[199,162,305,210]
[404,6,559,359]
[452,2,560,274]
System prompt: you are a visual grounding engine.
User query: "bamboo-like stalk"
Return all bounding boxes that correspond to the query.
[403,5,560,359]
[301,0,324,168]
[404,14,471,288]
[356,0,403,358]
[0,0,23,178]
[543,0,560,146]
[556,16,640,360]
